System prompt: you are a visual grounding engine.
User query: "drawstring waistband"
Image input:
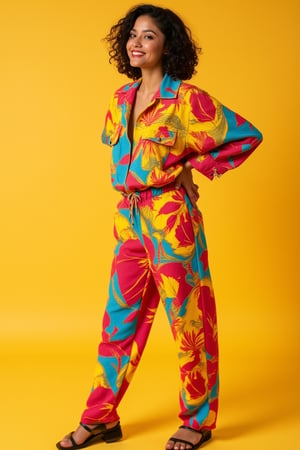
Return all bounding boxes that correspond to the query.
[123,192,140,224]
[122,184,178,224]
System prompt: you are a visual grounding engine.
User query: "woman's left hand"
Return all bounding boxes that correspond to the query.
[175,163,199,207]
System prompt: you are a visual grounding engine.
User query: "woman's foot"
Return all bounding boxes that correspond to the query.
[58,421,119,448]
[166,427,211,450]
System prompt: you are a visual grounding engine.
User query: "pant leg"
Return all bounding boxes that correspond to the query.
[140,188,219,430]
[81,199,160,424]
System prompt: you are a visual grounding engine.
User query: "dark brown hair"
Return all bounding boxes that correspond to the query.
[104,4,201,80]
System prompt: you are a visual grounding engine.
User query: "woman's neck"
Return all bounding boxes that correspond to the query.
[138,69,164,96]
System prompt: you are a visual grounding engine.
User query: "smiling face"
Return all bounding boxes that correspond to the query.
[126,15,166,73]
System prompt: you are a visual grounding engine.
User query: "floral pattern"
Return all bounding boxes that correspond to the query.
[81,74,263,430]
[102,74,263,191]
[81,187,219,429]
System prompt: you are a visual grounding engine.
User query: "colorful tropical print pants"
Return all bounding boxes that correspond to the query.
[81,186,219,430]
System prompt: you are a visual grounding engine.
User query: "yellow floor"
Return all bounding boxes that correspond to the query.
[1,314,299,450]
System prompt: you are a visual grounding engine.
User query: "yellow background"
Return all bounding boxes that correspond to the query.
[0,0,299,449]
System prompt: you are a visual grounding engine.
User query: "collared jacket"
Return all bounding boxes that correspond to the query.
[102,74,263,193]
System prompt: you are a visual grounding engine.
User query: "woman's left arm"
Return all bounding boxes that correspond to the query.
[186,89,263,180]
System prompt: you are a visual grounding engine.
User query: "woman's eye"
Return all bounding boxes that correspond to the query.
[129,33,136,39]
[144,35,153,40]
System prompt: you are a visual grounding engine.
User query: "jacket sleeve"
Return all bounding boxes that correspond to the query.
[186,89,263,180]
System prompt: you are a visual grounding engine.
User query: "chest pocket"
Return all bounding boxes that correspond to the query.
[141,125,177,147]
[108,124,123,146]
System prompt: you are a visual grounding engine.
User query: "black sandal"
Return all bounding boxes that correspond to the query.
[56,422,122,449]
[167,426,212,450]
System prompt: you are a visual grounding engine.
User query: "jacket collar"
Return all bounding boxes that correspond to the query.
[156,73,181,99]
[125,73,181,103]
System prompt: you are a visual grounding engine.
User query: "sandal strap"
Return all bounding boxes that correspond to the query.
[80,422,106,435]
[169,429,212,449]
[69,433,78,447]
[168,437,194,446]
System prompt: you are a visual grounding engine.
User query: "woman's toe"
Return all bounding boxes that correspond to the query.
[58,436,73,448]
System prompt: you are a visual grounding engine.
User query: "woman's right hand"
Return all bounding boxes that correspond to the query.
[175,163,199,208]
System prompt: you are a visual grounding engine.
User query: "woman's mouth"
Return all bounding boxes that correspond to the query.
[131,51,145,57]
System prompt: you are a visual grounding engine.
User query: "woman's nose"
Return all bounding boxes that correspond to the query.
[133,36,142,46]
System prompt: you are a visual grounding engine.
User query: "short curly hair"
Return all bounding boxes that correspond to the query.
[104,4,201,80]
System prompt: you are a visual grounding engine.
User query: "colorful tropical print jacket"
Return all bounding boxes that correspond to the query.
[102,74,263,193]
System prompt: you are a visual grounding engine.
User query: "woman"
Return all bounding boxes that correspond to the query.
[57,4,262,450]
